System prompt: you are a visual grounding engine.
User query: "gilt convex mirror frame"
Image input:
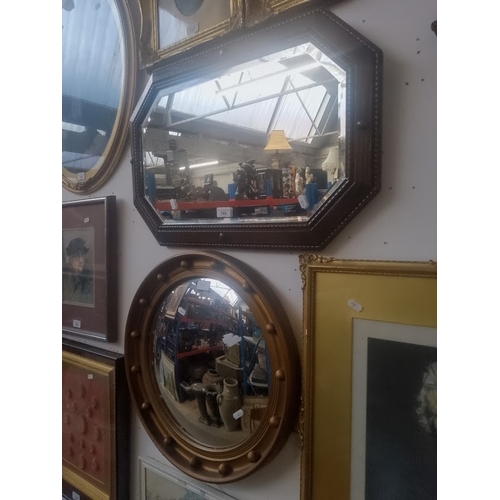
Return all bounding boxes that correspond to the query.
[124,252,300,483]
[62,0,136,194]
[131,7,382,249]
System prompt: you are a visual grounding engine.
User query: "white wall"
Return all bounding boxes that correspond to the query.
[62,0,437,497]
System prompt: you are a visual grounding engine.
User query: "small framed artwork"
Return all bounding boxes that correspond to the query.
[62,339,129,500]
[62,196,117,341]
[138,0,244,69]
[138,456,236,500]
[299,256,437,500]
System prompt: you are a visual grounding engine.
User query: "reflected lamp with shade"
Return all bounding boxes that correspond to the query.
[263,130,293,169]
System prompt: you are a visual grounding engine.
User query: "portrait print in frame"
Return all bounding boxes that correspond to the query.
[62,227,95,307]
[62,196,117,341]
[138,0,243,69]
[158,0,231,51]
[351,319,437,500]
[300,256,437,500]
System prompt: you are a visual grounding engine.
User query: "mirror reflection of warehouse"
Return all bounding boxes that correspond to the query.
[154,279,269,404]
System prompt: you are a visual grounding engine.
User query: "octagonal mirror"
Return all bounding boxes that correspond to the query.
[130,7,382,249]
[125,252,300,482]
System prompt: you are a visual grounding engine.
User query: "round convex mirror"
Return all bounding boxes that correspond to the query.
[125,252,300,482]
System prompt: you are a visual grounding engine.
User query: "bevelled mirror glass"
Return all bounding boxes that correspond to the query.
[62,0,136,193]
[125,252,300,482]
[130,7,382,249]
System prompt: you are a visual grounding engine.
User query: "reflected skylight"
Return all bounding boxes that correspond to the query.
[155,43,345,146]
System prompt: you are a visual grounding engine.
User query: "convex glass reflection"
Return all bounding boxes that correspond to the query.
[152,278,269,448]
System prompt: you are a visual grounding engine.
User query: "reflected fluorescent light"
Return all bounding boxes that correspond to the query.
[179,160,219,171]
[62,122,105,136]
[62,122,85,132]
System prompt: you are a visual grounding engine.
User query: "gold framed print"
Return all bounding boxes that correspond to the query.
[244,0,343,28]
[62,339,129,500]
[299,256,437,500]
[138,0,243,69]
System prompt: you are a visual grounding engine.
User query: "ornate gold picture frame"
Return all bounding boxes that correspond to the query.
[245,0,342,27]
[299,256,437,500]
[62,339,129,500]
[138,0,243,69]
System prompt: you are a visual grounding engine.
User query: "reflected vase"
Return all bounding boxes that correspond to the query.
[205,384,222,428]
[216,377,241,432]
[191,383,211,426]
[202,369,224,390]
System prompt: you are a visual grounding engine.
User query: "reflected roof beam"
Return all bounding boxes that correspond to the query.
[265,76,291,136]
[288,80,320,135]
[214,62,321,96]
[170,78,339,129]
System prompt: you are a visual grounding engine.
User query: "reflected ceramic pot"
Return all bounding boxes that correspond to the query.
[188,363,207,381]
[216,377,241,432]
[191,383,211,426]
[202,369,224,389]
[205,384,222,428]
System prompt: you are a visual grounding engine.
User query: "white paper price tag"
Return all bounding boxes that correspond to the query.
[77,172,86,181]
[170,199,178,209]
[72,319,81,329]
[298,194,309,209]
[178,307,186,316]
[347,299,363,312]
[233,409,243,420]
[217,207,233,218]
[87,374,93,380]
[72,492,81,500]
[187,22,199,35]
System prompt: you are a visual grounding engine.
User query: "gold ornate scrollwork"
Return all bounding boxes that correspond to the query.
[298,254,336,290]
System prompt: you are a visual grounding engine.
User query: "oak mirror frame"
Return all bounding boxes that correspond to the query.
[130,7,382,249]
[124,251,300,483]
[62,0,137,194]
